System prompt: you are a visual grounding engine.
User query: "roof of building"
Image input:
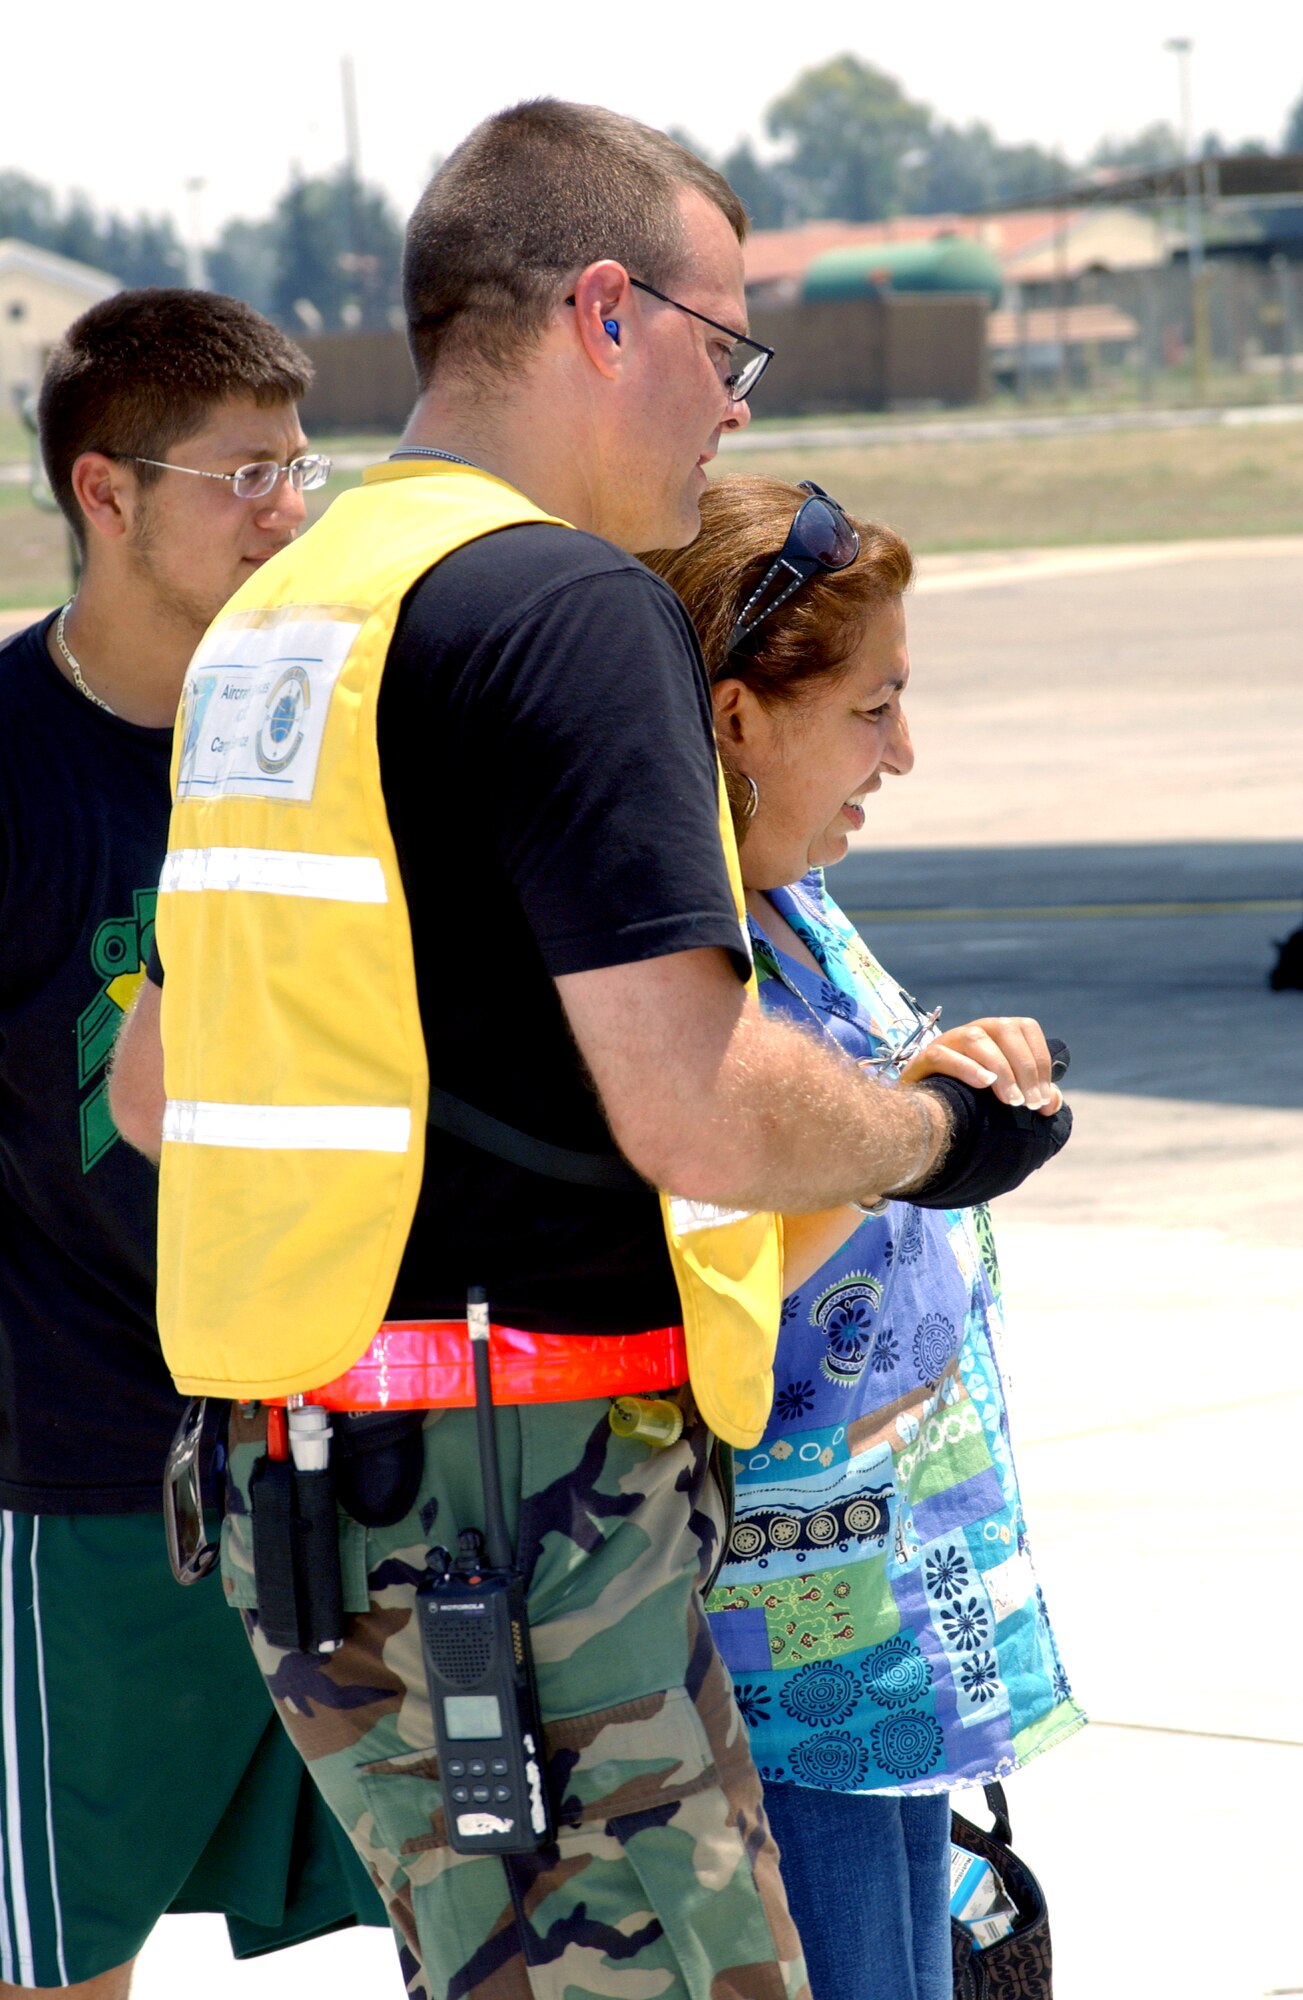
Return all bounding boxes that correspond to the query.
[0,239,119,298]
[979,149,1303,211]
[987,302,1141,349]
[744,207,1160,292]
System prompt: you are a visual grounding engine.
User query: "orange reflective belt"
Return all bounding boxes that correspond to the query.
[269,1319,688,1412]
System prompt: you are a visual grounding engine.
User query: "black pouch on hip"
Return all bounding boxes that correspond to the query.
[333,1409,427,1527]
[249,1454,345,1652]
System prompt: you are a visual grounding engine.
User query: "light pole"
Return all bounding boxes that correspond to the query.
[183,178,208,291]
[1164,37,1210,397]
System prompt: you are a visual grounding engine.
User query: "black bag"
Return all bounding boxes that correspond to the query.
[1269,922,1303,991]
[950,1782,1051,2000]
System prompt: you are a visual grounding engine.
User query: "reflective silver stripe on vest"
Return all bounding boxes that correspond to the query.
[668,1196,756,1235]
[160,847,388,903]
[163,1102,411,1151]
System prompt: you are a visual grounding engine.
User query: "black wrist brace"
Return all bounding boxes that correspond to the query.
[905,1042,1073,1210]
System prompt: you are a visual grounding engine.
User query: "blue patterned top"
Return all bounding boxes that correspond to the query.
[705,871,1085,1795]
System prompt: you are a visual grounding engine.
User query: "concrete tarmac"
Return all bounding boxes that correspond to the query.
[840,537,1303,2000]
[126,535,1300,1998]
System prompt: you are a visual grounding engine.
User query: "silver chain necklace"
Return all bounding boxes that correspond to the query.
[388,447,480,470]
[54,604,116,716]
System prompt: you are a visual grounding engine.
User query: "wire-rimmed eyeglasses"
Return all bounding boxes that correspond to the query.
[564,280,774,403]
[727,481,860,655]
[628,279,773,403]
[129,453,331,500]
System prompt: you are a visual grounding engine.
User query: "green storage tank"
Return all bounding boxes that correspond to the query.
[802,239,1003,308]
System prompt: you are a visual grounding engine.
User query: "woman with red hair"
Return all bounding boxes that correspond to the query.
[644,479,1084,2000]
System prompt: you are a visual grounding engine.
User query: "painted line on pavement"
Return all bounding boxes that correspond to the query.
[1092,1720,1303,1750]
[847,897,1300,925]
[916,534,1303,593]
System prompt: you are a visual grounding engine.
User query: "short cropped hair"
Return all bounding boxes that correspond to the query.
[403,98,748,389]
[39,288,313,548]
[643,476,914,835]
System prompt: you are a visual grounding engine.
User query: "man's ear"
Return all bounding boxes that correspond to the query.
[569,260,634,381]
[69,451,135,546]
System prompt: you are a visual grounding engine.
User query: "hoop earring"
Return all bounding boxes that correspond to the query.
[740,773,759,824]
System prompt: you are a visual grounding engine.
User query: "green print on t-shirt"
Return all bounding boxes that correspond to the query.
[76,887,156,1172]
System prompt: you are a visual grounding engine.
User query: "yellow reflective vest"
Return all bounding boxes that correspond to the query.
[156,460,783,1445]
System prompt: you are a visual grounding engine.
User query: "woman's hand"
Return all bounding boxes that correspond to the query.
[900,1016,1063,1115]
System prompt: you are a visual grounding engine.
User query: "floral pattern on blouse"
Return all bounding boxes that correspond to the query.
[705,870,1085,1795]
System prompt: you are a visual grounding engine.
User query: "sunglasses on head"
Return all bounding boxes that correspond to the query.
[727,482,860,656]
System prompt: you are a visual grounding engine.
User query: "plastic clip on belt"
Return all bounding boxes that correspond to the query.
[271,1320,689,1412]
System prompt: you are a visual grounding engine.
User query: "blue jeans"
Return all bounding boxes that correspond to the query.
[764,1778,953,2000]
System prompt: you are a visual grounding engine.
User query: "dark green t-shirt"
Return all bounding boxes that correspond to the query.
[0,614,183,1511]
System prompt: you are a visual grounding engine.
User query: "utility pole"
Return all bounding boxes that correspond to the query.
[341,54,362,181]
[183,177,207,291]
[1164,37,1210,399]
[340,55,363,328]
[1272,253,1297,397]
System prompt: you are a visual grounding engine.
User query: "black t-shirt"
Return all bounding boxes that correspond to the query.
[0,615,187,1512]
[377,522,747,1333]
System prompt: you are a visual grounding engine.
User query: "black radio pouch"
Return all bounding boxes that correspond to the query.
[333,1409,427,1527]
[249,1454,345,1652]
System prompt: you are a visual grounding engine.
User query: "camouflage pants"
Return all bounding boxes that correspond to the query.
[222,1399,809,2000]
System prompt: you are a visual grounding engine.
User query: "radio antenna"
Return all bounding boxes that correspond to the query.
[467,1286,513,1572]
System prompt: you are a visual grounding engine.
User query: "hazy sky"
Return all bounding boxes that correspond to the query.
[8,0,1302,244]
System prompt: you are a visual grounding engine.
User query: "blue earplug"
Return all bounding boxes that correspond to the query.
[603,319,621,343]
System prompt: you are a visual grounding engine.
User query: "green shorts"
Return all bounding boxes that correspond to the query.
[0,1509,388,1987]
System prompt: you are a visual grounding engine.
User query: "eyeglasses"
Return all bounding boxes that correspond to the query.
[129,453,331,500]
[163,1396,221,1585]
[628,280,773,403]
[727,481,860,654]
[564,280,774,403]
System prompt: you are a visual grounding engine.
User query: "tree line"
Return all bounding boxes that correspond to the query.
[0,163,403,334]
[4,55,1300,337]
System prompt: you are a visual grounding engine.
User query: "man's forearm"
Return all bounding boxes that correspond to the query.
[564,952,953,1212]
[645,1003,950,1214]
[648,1003,1070,1219]
[108,977,165,1163]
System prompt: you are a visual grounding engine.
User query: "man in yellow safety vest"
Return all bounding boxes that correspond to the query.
[112,101,1069,2000]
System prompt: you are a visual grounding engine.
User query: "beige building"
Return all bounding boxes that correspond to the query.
[0,240,118,415]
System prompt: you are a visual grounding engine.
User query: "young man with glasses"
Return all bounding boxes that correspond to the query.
[114,102,1068,2000]
[0,288,385,1999]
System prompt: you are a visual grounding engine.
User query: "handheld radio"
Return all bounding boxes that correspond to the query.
[415,1287,554,1855]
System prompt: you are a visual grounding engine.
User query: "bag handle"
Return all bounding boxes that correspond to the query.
[981,1780,1013,1848]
